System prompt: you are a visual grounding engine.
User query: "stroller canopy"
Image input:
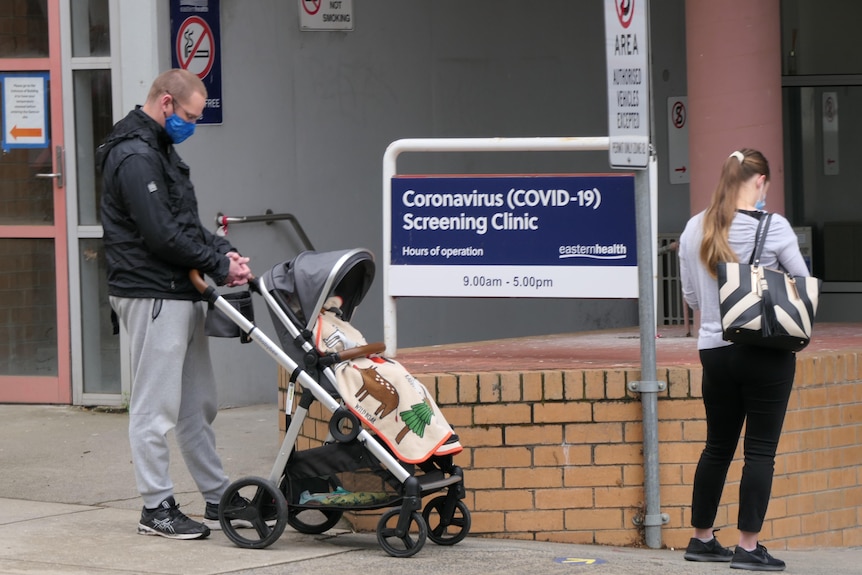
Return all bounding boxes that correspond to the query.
[262,248,375,330]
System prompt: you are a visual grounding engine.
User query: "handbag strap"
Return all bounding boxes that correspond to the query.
[748,212,773,266]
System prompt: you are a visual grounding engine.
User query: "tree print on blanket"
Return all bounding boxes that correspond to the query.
[396,396,434,444]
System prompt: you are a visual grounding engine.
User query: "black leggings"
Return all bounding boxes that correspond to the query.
[691,344,795,533]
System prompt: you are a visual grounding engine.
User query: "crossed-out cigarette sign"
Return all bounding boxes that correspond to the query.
[176,16,214,79]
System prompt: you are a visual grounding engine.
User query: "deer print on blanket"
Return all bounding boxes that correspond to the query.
[354,365,400,419]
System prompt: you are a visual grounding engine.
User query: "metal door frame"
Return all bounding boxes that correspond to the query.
[60,0,130,406]
[0,0,71,403]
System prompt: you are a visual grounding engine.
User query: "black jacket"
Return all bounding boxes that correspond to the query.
[97,107,234,300]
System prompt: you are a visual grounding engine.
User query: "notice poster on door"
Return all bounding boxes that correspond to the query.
[1,72,49,151]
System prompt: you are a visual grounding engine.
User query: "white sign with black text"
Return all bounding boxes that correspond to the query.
[299,0,353,31]
[1,73,48,150]
[604,0,650,169]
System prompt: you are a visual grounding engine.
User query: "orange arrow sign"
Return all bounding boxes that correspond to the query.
[10,125,43,139]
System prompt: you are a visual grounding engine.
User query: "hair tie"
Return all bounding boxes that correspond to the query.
[729,151,745,164]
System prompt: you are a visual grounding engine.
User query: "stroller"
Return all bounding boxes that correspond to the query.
[192,248,470,557]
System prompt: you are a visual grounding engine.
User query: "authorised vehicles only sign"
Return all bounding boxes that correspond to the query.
[604,0,651,169]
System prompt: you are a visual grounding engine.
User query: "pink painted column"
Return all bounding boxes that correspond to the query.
[685,0,784,215]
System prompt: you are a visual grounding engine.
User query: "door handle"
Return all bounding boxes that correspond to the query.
[35,146,64,188]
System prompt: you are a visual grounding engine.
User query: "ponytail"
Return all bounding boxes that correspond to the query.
[699,148,770,277]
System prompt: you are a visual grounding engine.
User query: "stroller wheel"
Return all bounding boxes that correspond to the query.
[287,507,344,534]
[220,477,288,549]
[422,495,471,545]
[376,507,427,558]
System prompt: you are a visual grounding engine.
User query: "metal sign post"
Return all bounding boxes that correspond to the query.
[605,0,665,549]
[630,155,668,549]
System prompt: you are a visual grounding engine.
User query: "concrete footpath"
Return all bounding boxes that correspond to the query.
[0,403,859,575]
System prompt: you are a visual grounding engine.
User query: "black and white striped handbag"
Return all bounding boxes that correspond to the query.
[717,213,821,352]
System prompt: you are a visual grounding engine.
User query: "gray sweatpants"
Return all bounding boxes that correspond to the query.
[110,296,229,509]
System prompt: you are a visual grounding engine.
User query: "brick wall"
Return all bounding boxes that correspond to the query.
[278,350,862,550]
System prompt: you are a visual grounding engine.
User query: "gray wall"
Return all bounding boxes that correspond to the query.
[168,0,689,405]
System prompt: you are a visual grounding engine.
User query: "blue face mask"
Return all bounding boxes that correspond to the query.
[754,179,768,210]
[165,113,196,144]
[755,188,767,211]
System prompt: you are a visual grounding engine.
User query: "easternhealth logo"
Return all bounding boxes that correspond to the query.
[559,243,628,260]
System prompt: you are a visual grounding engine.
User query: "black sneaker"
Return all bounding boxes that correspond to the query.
[683,535,734,562]
[730,543,786,571]
[205,493,253,530]
[138,496,210,540]
[205,493,278,529]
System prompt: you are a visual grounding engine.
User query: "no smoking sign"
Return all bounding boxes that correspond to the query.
[301,0,321,15]
[298,0,353,31]
[176,16,215,79]
[169,1,222,124]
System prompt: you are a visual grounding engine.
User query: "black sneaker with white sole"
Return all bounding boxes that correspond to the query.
[138,496,210,540]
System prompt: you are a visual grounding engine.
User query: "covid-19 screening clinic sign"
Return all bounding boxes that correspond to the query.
[389,175,638,298]
[604,0,650,169]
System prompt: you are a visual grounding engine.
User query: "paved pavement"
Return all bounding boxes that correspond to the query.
[1,403,860,574]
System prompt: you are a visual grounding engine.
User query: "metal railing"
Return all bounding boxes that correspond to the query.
[214,209,314,250]
[657,233,690,332]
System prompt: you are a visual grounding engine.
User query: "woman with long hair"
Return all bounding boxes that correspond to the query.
[678,149,809,571]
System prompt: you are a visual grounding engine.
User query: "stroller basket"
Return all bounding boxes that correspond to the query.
[284,440,406,511]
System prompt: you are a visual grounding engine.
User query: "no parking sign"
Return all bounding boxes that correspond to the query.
[170,0,223,125]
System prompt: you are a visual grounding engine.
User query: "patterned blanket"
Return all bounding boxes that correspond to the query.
[313,298,462,464]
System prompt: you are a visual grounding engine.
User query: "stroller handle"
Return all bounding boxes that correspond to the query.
[189,269,208,294]
[336,341,386,361]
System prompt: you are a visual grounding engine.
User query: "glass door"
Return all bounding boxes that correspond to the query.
[64,0,122,404]
[0,0,70,402]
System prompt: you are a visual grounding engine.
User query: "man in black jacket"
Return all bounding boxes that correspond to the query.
[98,69,250,540]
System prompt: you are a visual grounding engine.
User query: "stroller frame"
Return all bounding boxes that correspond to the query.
[191,248,469,557]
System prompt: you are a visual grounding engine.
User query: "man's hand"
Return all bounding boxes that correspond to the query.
[224,251,251,287]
